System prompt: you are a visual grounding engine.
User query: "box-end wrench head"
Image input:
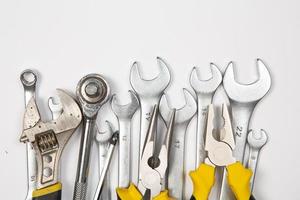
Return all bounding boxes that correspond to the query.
[247,129,268,192]
[159,89,197,200]
[189,63,222,167]
[74,74,110,200]
[220,59,271,200]
[20,69,38,200]
[111,90,139,188]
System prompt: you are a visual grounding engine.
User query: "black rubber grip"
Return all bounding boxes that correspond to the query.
[190,195,196,200]
[32,183,62,200]
[190,194,256,200]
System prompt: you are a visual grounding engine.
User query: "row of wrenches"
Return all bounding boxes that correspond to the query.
[20,56,271,200]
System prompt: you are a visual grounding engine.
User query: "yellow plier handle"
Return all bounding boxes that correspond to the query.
[116,183,173,200]
[189,162,252,200]
[32,182,62,200]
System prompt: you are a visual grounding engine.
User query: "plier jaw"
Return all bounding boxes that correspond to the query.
[204,104,236,167]
[140,105,175,199]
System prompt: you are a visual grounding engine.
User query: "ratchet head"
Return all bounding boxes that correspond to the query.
[95,121,114,144]
[247,129,268,149]
[223,59,272,104]
[20,89,82,188]
[190,63,222,94]
[130,57,171,97]
[111,90,139,119]
[159,88,197,124]
[76,74,110,118]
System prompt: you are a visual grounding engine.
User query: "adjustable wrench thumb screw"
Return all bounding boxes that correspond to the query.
[74,74,110,200]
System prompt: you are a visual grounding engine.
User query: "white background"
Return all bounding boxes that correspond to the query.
[0,0,299,199]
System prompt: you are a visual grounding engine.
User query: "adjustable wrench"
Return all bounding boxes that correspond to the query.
[220,59,271,200]
[189,63,222,167]
[20,69,38,200]
[111,90,139,188]
[130,57,171,167]
[95,121,113,200]
[159,89,197,199]
[74,74,110,200]
[247,129,268,192]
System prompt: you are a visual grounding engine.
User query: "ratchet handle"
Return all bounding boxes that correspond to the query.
[116,183,142,200]
[189,163,215,200]
[227,162,252,200]
[32,183,62,200]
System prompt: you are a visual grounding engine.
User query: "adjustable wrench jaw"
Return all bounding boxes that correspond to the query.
[20,89,82,189]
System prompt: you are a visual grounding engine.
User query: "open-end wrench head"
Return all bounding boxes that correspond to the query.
[111,90,139,119]
[159,89,197,124]
[223,59,271,104]
[130,57,171,97]
[48,96,63,118]
[95,121,114,144]
[247,129,268,149]
[190,63,222,94]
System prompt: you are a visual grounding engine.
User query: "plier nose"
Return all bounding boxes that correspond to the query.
[140,105,175,199]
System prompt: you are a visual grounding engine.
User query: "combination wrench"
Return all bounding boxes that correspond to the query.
[95,121,113,200]
[220,59,271,200]
[111,90,139,188]
[159,89,197,199]
[130,57,171,189]
[247,129,268,192]
[74,74,110,200]
[20,69,38,200]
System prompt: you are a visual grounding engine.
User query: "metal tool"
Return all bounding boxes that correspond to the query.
[159,89,197,199]
[139,105,175,199]
[111,90,139,188]
[74,74,110,200]
[130,57,171,169]
[220,59,271,200]
[93,131,119,200]
[20,89,82,200]
[247,129,268,192]
[48,97,63,120]
[189,104,253,200]
[20,69,38,200]
[189,63,222,167]
[95,121,113,200]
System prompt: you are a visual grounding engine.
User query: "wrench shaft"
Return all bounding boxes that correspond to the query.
[118,119,132,188]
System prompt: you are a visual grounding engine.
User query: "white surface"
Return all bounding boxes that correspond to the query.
[0,0,299,199]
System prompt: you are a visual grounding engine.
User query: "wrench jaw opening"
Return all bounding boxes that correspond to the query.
[20,89,82,189]
[130,57,171,98]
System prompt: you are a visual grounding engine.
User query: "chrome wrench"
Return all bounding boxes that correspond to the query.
[95,121,113,200]
[159,89,197,199]
[93,131,119,200]
[130,57,171,187]
[189,63,222,167]
[220,59,271,200]
[247,129,268,192]
[111,90,139,188]
[74,74,110,200]
[48,97,63,120]
[20,69,38,200]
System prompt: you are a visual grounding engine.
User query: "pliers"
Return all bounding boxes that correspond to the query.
[189,104,253,200]
[117,105,174,200]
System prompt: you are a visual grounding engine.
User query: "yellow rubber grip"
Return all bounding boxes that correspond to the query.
[189,163,215,200]
[227,162,252,200]
[116,183,142,200]
[153,190,174,200]
[32,182,62,200]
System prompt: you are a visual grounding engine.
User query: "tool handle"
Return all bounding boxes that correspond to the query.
[227,162,252,200]
[153,190,174,200]
[116,183,142,200]
[32,183,62,200]
[189,164,215,200]
[250,195,256,200]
